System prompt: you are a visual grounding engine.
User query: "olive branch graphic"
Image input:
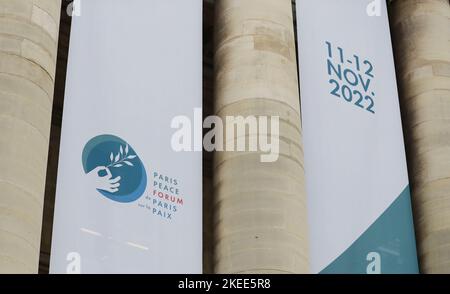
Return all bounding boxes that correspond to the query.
[107,144,137,168]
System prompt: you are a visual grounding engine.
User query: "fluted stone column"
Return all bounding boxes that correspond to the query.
[390,0,450,273]
[0,0,61,273]
[213,0,308,273]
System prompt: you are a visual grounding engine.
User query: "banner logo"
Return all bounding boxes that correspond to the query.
[82,134,147,203]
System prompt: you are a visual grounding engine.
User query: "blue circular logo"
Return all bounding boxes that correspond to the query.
[82,134,147,203]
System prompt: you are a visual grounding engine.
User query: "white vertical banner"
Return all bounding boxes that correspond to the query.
[50,0,202,273]
[296,0,418,273]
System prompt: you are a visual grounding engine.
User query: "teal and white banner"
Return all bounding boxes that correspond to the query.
[50,0,202,273]
[296,0,418,273]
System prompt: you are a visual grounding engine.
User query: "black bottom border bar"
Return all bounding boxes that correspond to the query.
[1,274,450,291]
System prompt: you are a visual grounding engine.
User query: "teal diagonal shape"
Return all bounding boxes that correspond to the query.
[321,186,419,274]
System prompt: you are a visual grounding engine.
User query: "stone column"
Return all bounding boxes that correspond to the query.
[213,0,308,273]
[0,0,61,273]
[390,0,450,273]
